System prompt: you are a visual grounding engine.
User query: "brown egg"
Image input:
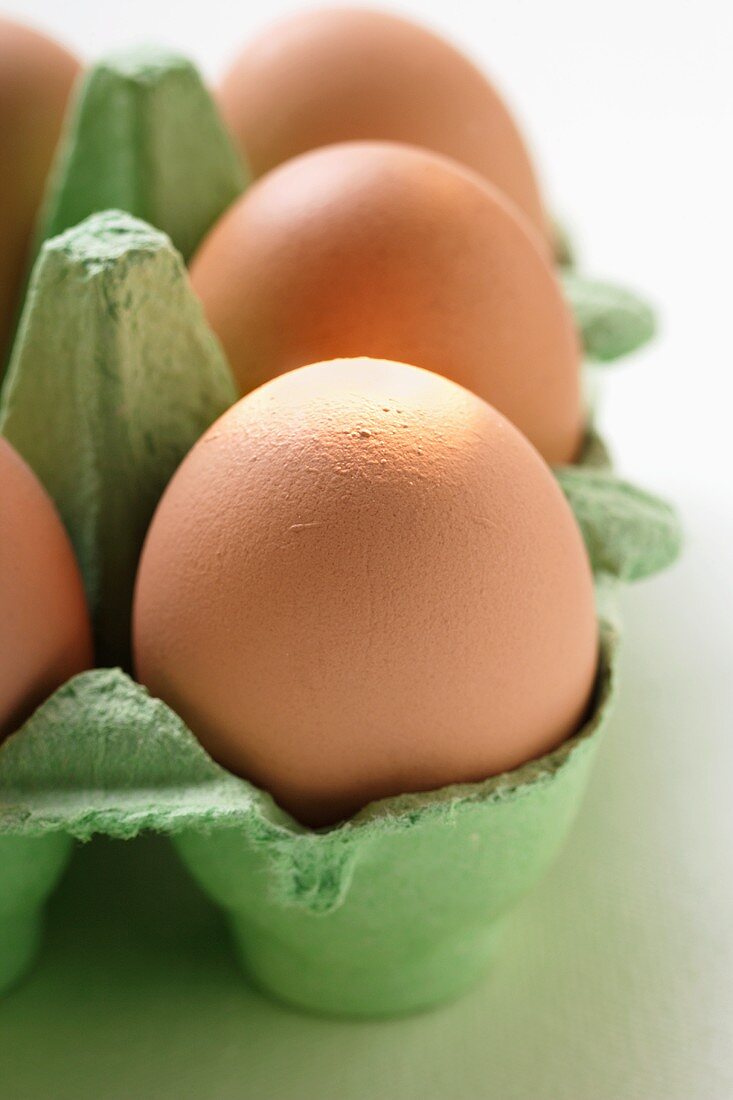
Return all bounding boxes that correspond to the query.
[190,142,582,465]
[0,18,80,366]
[218,7,548,243]
[0,439,93,740]
[133,358,598,828]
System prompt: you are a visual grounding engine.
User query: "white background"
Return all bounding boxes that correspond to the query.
[4,1,732,1096]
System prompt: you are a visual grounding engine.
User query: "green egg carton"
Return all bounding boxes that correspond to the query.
[0,48,680,1015]
[0,620,617,1016]
[0,833,71,993]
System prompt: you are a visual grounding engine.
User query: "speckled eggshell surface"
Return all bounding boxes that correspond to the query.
[0,439,93,740]
[217,6,548,242]
[190,142,583,465]
[133,358,598,827]
[0,18,80,365]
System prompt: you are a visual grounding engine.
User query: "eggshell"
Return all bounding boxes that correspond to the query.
[217,7,547,242]
[190,142,583,465]
[0,439,93,740]
[0,18,80,365]
[133,358,598,828]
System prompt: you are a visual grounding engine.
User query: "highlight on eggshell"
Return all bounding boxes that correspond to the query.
[0,439,93,741]
[0,17,80,368]
[189,141,583,466]
[132,358,598,828]
[217,6,549,245]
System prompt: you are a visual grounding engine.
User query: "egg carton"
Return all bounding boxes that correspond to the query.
[0,49,680,1016]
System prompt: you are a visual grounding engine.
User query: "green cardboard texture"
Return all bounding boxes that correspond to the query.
[551,221,656,362]
[0,212,238,667]
[0,621,616,1014]
[556,468,681,581]
[176,632,617,1016]
[36,47,248,264]
[0,834,72,994]
[562,272,656,362]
